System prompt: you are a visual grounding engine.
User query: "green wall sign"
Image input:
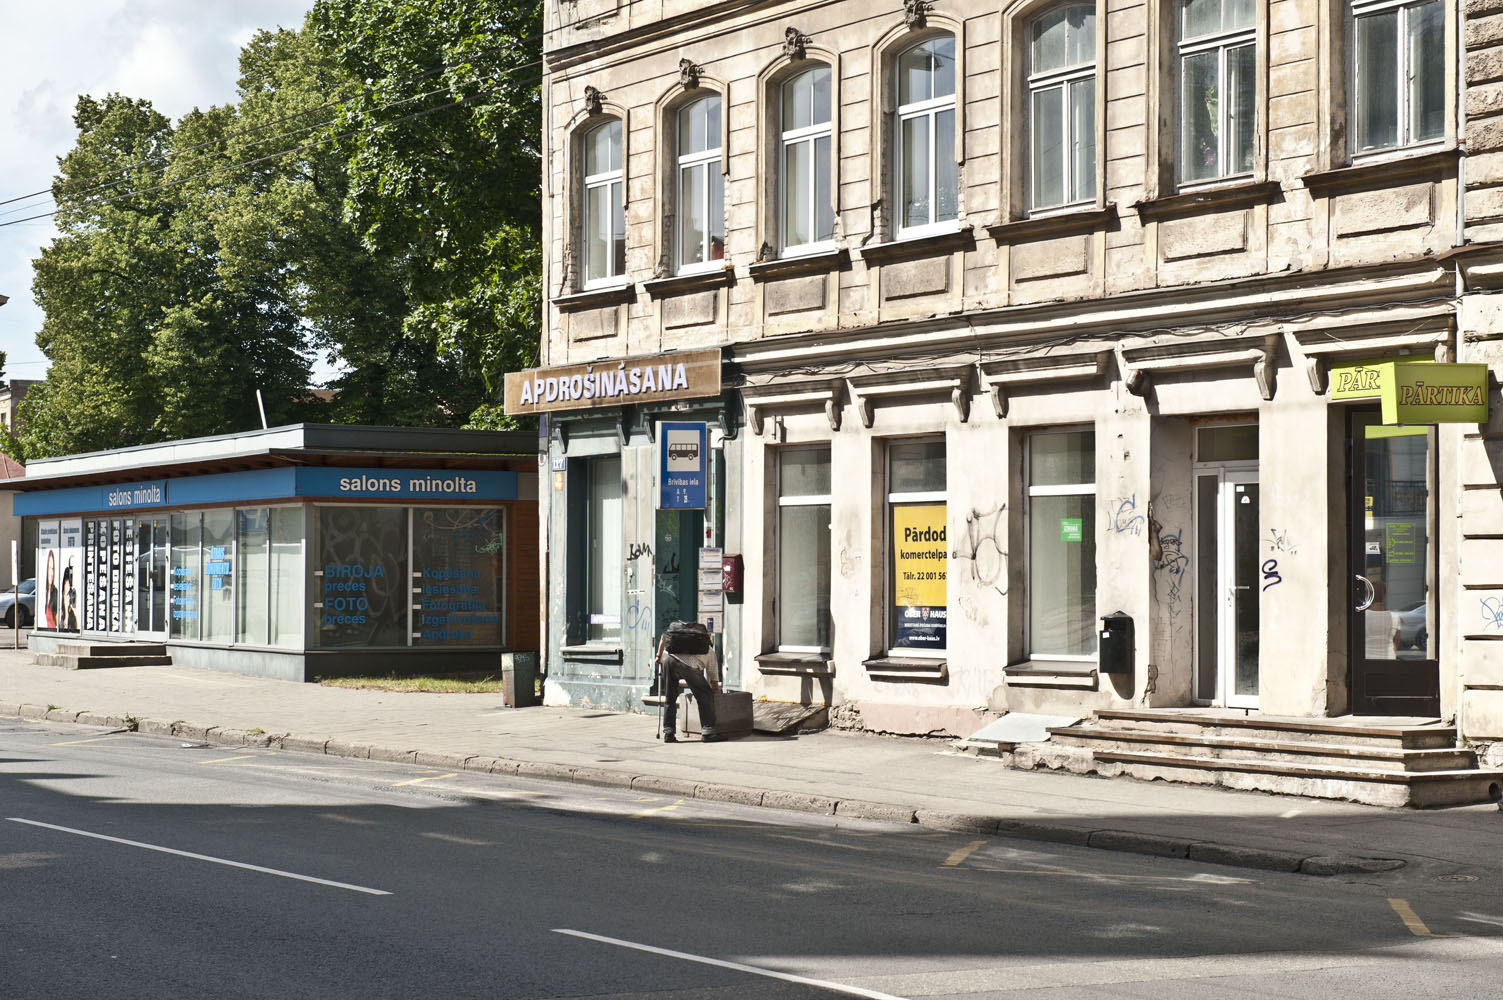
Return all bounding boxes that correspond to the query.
[1329,360,1488,424]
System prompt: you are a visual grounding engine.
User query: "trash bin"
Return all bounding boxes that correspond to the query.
[1098,611,1133,676]
[501,651,538,707]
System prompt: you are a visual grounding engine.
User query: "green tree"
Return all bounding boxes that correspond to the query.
[306,0,544,428]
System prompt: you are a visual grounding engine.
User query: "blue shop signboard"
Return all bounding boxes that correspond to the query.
[658,421,707,510]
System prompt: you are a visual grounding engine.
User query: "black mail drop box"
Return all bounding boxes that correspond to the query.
[1099,611,1133,676]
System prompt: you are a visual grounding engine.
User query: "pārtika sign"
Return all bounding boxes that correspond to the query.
[1329,360,1489,424]
[504,349,722,415]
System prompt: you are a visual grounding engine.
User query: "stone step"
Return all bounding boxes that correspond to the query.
[1048,726,1475,772]
[1091,709,1454,750]
[1091,750,1503,808]
[35,653,174,670]
[53,643,168,657]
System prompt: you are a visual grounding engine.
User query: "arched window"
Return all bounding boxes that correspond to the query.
[896,36,958,233]
[1350,0,1443,154]
[1027,5,1096,210]
[582,119,625,286]
[675,95,724,272]
[1177,0,1255,185]
[780,66,834,253]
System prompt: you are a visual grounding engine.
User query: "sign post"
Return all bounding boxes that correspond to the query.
[657,421,708,510]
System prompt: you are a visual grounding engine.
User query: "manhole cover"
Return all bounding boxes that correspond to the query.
[1435,874,1480,883]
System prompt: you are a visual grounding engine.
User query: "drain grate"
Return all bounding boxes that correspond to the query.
[1435,874,1480,883]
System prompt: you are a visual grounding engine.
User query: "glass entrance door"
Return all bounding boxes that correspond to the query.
[135,517,169,639]
[1348,409,1438,715]
[1195,468,1260,708]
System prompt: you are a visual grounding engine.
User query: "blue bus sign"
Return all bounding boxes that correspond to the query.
[658,421,707,509]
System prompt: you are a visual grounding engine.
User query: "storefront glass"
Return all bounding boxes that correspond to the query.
[412,507,505,646]
[777,447,832,650]
[237,508,270,645]
[202,510,235,644]
[889,440,947,653]
[270,507,302,648]
[1028,429,1097,658]
[170,512,202,640]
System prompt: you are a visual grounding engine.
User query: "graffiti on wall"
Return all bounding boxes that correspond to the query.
[1112,494,1145,536]
[951,505,1007,595]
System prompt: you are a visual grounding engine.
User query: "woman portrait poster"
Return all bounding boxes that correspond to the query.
[44,549,57,629]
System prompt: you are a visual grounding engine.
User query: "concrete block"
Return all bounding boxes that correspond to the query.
[882,256,950,300]
[631,774,699,796]
[1013,234,1089,281]
[282,736,330,755]
[0,701,19,718]
[414,751,473,769]
[75,712,124,729]
[1333,183,1433,236]
[210,728,253,746]
[1161,213,1247,260]
[914,809,1001,834]
[764,274,826,316]
[1468,15,1503,50]
[993,819,1093,846]
[326,740,371,759]
[1470,48,1503,89]
[173,722,211,742]
[834,799,917,824]
[44,709,80,723]
[368,746,417,764]
[486,758,523,775]
[515,760,577,782]
[1300,855,1405,875]
[138,718,174,736]
[1468,0,1503,16]
[461,756,503,772]
[1087,829,1191,858]
[694,783,765,806]
[1461,687,1503,739]
[568,766,636,788]
[761,790,839,814]
[1186,842,1303,872]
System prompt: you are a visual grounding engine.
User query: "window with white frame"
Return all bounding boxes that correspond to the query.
[887,440,947,654]
[676,96,724,272]
[1351,0,1444,155]
[1027,429,1096,659]
[896,36,959,233]
[583,455,622,643]
[1028,4,1097,211]
[1177,0,1255,185]
[582,119,625,286]
[776,447,831,651]
[780,67,834,253]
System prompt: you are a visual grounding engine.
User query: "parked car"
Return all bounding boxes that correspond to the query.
[1397,601,1428,650]
[0,578,36,628]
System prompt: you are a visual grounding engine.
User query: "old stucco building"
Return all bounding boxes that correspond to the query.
[517,0,1503,762]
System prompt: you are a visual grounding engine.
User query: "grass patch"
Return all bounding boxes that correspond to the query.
[317,672,509,694]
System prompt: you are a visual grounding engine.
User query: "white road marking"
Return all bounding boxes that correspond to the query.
[7,817,391,896]
[771,834,872,851]
[553,928,910,1000]
[1279,808,1303,819]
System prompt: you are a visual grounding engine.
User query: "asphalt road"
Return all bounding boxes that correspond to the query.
[2,718,1501,999]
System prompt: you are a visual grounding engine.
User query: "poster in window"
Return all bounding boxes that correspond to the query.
[59,519,82,632]
[37,520,59,630]
[412,507,504,646]
[892,503,947,649]
[315,506,408,647]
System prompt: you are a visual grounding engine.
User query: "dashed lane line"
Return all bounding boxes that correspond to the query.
[942,840,987,867]
[631,798,685,819]
[392,772,458,787]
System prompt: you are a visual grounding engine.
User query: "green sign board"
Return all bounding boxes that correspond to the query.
[1329,360,1489,424]
[1060,517,1083,543]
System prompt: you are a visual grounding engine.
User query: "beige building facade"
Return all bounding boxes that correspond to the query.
[531,0,1503,756]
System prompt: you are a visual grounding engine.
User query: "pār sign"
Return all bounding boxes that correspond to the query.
[1329,360,1489,424]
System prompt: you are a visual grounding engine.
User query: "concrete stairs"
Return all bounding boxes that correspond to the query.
[35,642,173,670]
[981,709,1503,808]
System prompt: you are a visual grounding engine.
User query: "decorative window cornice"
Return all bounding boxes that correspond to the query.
[784,27,812,60]
[679,58,702,89]
[583,85,604,116]
[904,0,935,28]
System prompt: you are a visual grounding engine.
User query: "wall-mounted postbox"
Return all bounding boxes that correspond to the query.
[721,554,744,595]
[1099,611,1134,676]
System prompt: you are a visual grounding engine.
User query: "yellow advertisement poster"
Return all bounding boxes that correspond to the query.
[892,503,947,649]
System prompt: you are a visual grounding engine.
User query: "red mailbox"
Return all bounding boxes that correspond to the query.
[721,554,744,595]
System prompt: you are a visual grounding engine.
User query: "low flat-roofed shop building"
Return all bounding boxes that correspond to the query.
[16,425,539,681]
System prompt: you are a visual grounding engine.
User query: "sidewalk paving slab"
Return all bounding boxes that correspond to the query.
[4,651,1501,878]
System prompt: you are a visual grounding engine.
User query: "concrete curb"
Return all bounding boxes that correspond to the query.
[3,706,1407,877]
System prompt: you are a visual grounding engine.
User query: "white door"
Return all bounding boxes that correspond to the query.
[1194,469,1260,708]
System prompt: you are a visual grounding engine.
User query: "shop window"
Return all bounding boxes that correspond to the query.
[896,36,958,234]
[1027,4,1096,211]
[202,509,235,645]
[170,512,201,641]
[582,118,626,286]
[269,507,302,648]
[887,439,947,654]
[777,447,831,651]
[1350,0,1443,155]
[1177,0,1255,185]
[237,508,270,645]
[315,506,408,648]
[583,456,623,643]
[1026,429,1097,659]
[413,507,506,646]
[676,95,725,272]
[780,66,834,254]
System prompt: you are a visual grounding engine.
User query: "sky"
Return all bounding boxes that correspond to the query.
[0,0,316,384]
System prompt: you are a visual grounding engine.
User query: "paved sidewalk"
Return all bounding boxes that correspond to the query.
[2,647,1499,877]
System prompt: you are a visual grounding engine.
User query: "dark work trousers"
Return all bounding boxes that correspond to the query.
[660,652,717,736]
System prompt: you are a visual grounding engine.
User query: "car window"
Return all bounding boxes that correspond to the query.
[18,580,35,595]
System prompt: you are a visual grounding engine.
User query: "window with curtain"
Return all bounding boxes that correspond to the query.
[1177,0,1255,185]
[1027,429,1097,659]
[780,66,834,253]
[676,95,724,271]
[1351,0,1444,154]
[896,36,958,233]
[777,447,831,651]
[1027,4,1097,211]
[582,118,625,286]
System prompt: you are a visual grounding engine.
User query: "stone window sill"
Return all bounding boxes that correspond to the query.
[858,226,975,265]
[1134,181,1282,223]
[862,656,948,682]
[988,204,1117,244]
[1302,147,1460,196]
[755,651,835,676]
[748,247,849,282]
[1004,660,1098,688]
[552,284,635,313]
[643,266,735,299]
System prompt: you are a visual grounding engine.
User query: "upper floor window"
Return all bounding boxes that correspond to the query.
[897,36,958,233]
[1351,0,1444,155]
[582,119,625,286]
[780,67,834,253]
[1177,0,1255,185]
[1027,4,1096,211]
[676,96,724,272]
